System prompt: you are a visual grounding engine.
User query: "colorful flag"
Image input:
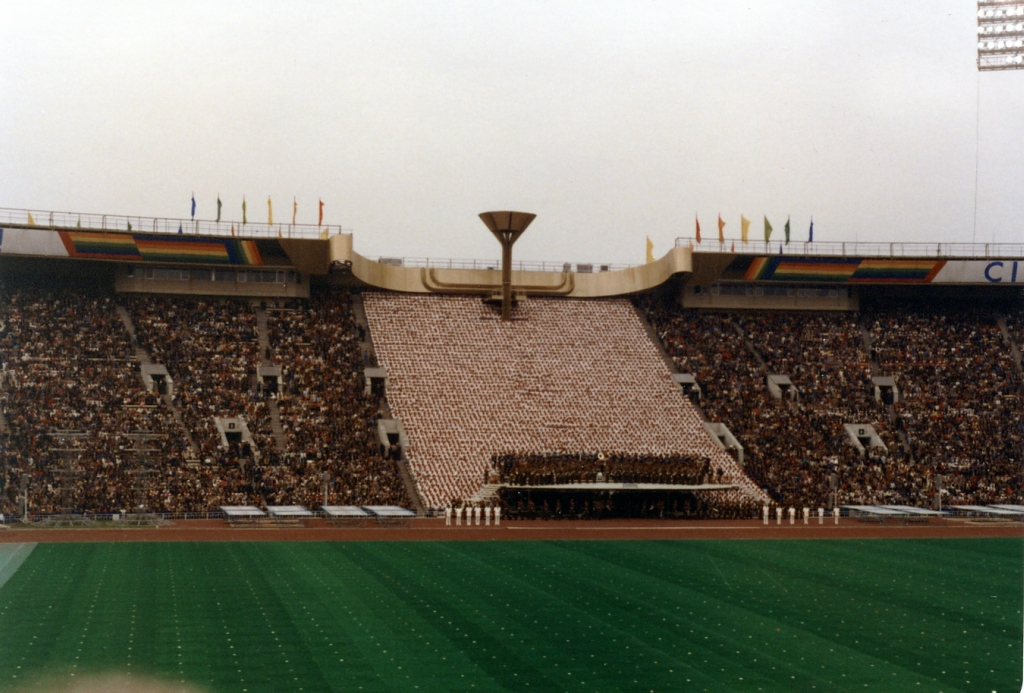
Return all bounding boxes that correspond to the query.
[764,216,773,243]
[27,212,35,226]
[242,197,247,224]
[730,241,735,252]
[216,196,222,223]
[231,224,236,237]
[268,197,273,225]
[191,194,196,219]
[76,216,81,228]
[318,198,324,226]
[646,237,654,263]
[127,221,132,231]
[740,215,750,244]
[177,223,183,234]
[717,215,725,243]
[808,217,814,243]
[784,216,790,245]
[695,216,701,244]
[292,197,297,225]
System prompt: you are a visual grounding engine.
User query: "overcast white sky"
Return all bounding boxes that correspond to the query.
[1,1,1021,264]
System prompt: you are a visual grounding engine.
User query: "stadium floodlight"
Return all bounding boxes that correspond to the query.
[978,1,1024,70]
[478,210,537,320]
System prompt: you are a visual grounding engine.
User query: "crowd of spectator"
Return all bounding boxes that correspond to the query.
[490,451,760,519]
[867,307,1023,505]
[2,277,1018,518]
[637,294,1023,509]
[0,285,408,516]
[0,286,189,515]
[261,288,408,507]
[497,487,760,520]
[494,451,715,486]
[127,296,267,460]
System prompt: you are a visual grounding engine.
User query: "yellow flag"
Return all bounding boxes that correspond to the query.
[268,197,273,225]
[27,212,35,226]
[646,237,654,263]
[741,215,750,244]
[319,227,330,240]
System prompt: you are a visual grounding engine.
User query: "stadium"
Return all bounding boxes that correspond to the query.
[3,2,1024,691]
[0,207,1021,692]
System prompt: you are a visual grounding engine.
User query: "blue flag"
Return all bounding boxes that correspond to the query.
[808,218,814,242]
[178,223,183,234]
[191,194,196,219]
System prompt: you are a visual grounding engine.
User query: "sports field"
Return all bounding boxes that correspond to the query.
[0,539,1020,693]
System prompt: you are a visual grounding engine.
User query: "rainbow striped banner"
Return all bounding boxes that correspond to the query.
[849,259,945,283]
[59,231,142,260]
[59,231,266,265]
[741,256,946,283]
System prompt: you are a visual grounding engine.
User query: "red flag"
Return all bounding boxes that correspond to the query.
[730,241,735,252]
[695,215,701,244]
[318,198,324,226]
[717,215,725,243]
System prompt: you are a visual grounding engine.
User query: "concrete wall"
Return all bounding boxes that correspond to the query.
[115,266,309,298]
[681,284,858,311]
[331,238,694,298]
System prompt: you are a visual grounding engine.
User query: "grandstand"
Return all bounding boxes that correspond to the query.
[0,209,1022,693]
[362,292,762,509]
[0,209,1022,520]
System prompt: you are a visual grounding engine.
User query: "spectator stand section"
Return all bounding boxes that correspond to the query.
[362,293,766,512]
[637,294,1024,511]
[121,288,410,514]
[0,286,191,517]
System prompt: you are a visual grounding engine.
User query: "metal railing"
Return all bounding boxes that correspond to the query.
[0,207,646,269]
[675,237,1024,259]
[376,257,635,273]
[0,207,341,240]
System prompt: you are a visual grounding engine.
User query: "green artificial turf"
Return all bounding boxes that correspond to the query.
[0,539,1020,693]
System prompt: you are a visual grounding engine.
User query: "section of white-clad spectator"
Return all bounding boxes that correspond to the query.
[363,293,766,508]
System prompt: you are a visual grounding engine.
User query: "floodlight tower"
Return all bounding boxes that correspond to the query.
[478,211,537,320]
[977,1,1024,70]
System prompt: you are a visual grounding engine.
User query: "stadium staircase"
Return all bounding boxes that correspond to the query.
[731,319,768,371]
[254,306,288,453]
[859,317,913,457]
[353,292,427,515]
[995,314,1024,374]
[350,293,377,366]
[116,304,200,458]
[469,483,501,505]
[632,303,711,422]
[0,392,9,436]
